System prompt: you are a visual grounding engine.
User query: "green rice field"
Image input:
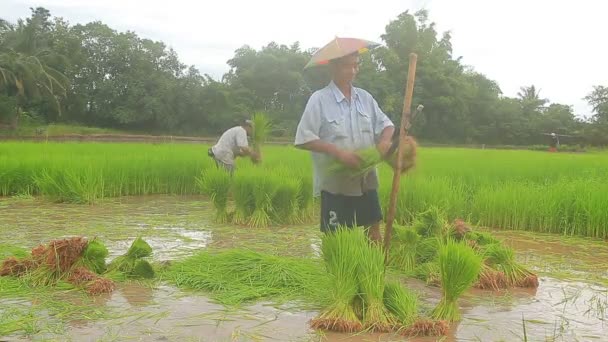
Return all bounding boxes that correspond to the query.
[2,142,608,238]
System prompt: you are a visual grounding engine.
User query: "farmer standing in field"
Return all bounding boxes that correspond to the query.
[294,38,395,242]
[208,119,259,173]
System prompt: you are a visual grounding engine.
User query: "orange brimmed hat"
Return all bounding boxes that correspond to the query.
[304,37,380,69]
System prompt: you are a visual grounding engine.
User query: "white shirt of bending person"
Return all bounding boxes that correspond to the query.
[211,126,249,165]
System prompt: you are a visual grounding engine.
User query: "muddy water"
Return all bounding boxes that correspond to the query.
[1,195,607,341]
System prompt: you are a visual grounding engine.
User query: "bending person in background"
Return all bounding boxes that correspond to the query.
[208,119,259,174]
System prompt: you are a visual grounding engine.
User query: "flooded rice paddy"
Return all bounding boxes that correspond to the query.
[1,195,607,341]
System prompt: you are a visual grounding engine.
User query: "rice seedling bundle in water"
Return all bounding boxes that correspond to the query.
[251,112,271,162]
[107,237,155,279]
[432,239,482,322]
[248,171,279,228]
[164,248,328,306]
[389,225,420,273]
[310,228,367,333]
[358,240,394,332]
[0,237,116,295]
[413,206,448,238]
[383,281,418,327]
[483,243,538,288]
[270,176,300,224]
[232,173,256,225]
[196,168,232,223]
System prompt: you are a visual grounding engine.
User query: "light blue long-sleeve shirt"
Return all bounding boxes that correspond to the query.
[294,81,394,197]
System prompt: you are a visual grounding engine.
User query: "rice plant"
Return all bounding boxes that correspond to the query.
[383,281,419,327]
[483,243,538,288]
[310,228,367,333]
[358,241,394,332]
[431,239,482,322]
[196,167,232,223]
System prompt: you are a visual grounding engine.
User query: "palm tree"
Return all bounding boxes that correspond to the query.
[0,11,68,129]
[517,85,548,114]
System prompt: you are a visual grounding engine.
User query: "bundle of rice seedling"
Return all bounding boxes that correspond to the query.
[328,148,383,177]
[248,172,279,228]
[474,263,508,291]
[86,277,116,295]
[232,173,256,225]
[310,228,366,333]
[465,231,500,246]
[81,238,109,274]
[296,176,314,222]
[415,237,440,264]
[413,207,448,238]
[384,136,417,173]
[358,241,394,332]
[450,218,471,240]
[0,257,31,276]
[432,240,482,322]
[483,243,538,288]
[165,248,327,306]
[27,237,89,286]
[327,137,417,177]
[389,225,420,273]
[401,318,448,337]
[1,237,116,296]
[196,168,232,223]
[383,281,418,328]
[107,237,155,279]
[271,177,300,224]
[251,112,271,162]
[411,261,441,286]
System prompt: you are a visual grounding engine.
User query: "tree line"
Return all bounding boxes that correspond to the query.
[1,8,607,145]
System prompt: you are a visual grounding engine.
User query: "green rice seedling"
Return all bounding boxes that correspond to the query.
[483,243,538,288]
[232,172,256,225]
[132,260,155,279]
[196,167,232,223]
[431,239,482,322]
[164,248,328,307]
[415,237,440,264]
[107,237,154,279]
[310,228,367,333]
[383,281,419,328]
[358,241,394,332]
[297,175,314,222]
[251,112,271,148]
[413,206,448,238]
[270,177,300,224]
[81,239,109,274]
[328,147,382,177]
[389,225,420,273]
[411,261,441,286]
[126,237,152,259]
[248,172,279,228]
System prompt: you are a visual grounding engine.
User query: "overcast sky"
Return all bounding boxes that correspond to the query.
[2,0,606,117]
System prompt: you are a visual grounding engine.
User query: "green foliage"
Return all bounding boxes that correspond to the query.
[383,281,418,326]
[432,240,482,322]
[196,167,232,223]
[82,239,109,274]
[2,8,606,145]
[163,248,329,307]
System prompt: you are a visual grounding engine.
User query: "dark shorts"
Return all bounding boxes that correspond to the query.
[320,189,383,232]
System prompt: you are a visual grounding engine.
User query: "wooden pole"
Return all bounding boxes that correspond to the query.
[383,53,418,261]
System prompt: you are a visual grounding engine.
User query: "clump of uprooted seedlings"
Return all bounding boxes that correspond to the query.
[0,237,116,295]
[388,207,539,321]
[106,237,155,280]
[209,166,314,228]
[196,167,232,223]
[311,228,447,337]
[328,136,417,178]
